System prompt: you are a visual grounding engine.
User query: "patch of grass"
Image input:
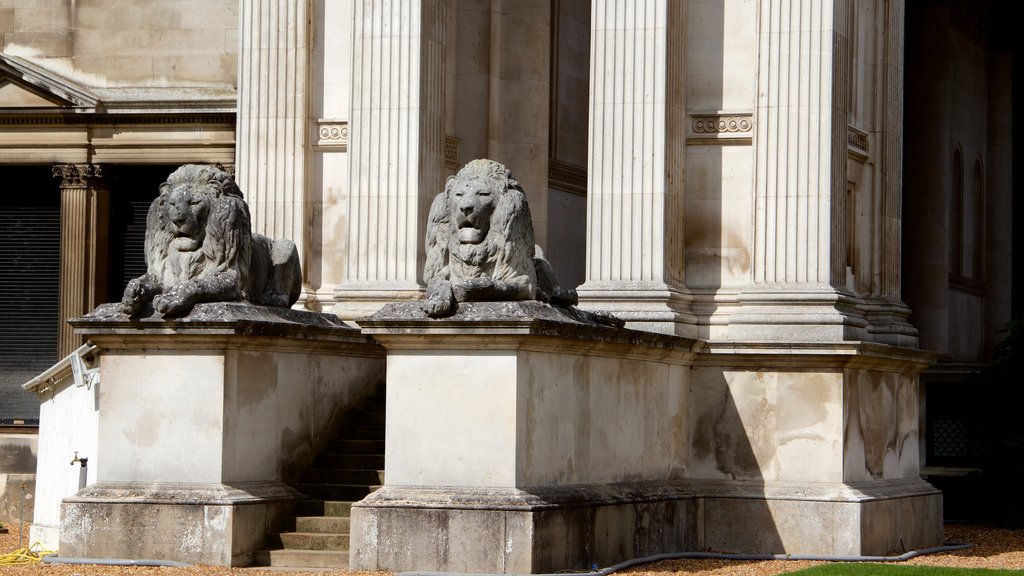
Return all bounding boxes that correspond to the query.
[784,564,1023,575]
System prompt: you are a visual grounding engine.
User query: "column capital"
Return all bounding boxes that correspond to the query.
[52,163,103,188]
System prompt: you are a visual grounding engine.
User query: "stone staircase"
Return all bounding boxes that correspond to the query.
[257,391,385,569]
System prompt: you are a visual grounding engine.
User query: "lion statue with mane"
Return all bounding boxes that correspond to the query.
[422,158,581,318]
[120,164,302,316]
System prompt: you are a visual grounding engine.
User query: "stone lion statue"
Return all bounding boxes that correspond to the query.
[422,159,580,318]
[120,164,302,316]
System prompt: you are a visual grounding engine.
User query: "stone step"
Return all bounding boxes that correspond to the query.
[329,438,385,454]
[357,410,386,425]
[295,483,380,501]
[295,499,354,517]
[339,423,385,439]
[264,548,349,569]
[272,531,350,551]
[300,467,384,485]
[314,452,385,469]
[296,515,351,533]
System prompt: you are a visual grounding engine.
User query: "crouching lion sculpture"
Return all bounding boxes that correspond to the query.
[422,158,619,327]
[120,164,302,316]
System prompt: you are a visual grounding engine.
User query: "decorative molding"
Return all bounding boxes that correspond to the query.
[687,113,753,143]
[52,163,102,188]
[847,125,869,161]
[548,158,586,195]
[444,136,460,170]
[315,120,349,151]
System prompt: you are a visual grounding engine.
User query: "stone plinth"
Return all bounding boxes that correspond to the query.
[351,302,942,573]
[353,301,701,573]
[59,303,385,566]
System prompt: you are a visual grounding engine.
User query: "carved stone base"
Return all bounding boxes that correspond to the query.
[48,303,386,566]
[60,482,299,566]
[353,302,942,572]
[351,483,699,573]
[351,479,942,572]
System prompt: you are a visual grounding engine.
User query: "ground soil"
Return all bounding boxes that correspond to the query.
[2,523,1023,575]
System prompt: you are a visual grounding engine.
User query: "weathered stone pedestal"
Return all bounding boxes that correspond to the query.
[353,301,701,573]
[60,303,384,566]
[351,302,942,573]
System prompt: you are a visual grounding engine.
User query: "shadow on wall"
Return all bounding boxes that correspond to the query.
[690,368,784,553]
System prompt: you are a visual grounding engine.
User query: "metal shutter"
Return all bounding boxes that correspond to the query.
[0,202,60,422]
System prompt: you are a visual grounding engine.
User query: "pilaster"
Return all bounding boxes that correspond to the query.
[53,163,108,358]
[333,0,447,321]
[236,0,310,298]
[862,0,917,346]
[576,0,695,336]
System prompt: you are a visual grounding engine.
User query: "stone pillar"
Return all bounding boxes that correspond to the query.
[236,0,310,294]
[333,0,447,320]
[487,1,552,248]
[53,163,108,358]
[576,0,695,337]
[727,0,868,341]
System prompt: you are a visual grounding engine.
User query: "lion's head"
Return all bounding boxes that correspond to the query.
[424,159,536,297]
[146,164,252,289]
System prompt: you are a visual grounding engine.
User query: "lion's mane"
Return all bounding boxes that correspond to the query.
[121,164,301,316]
[146,165,253,295]
[424,159,537,297]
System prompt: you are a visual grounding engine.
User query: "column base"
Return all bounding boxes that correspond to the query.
[727,285,869,341]
[332,282,425,322]
[59,482,301,566]
[862,297,920,347]
[576,281,697,337]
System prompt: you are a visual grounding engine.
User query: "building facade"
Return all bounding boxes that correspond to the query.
[2,0,1020,528]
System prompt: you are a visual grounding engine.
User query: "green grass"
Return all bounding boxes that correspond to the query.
[783,564,1024,575]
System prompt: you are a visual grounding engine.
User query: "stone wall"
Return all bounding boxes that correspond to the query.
[0,432,36,525]
[0,0,237,87]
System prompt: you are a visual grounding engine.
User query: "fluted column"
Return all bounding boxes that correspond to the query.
[728,0,869,341]
[576,0,695,336]
[53,164,108,358]
[333,0,447,320]
[236,0,309,290]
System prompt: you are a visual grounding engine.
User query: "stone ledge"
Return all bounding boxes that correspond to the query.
[357,477,940,511]
[70,303,380,353]
[63,481,303,505]
[361,301,703,358]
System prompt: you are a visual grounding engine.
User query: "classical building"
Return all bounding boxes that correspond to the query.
[2,0,1020,568]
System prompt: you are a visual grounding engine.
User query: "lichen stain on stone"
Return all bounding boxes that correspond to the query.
[234,350,277,409]
[776,372,832,433]
[132,408,163,448]
[856,370,895,480]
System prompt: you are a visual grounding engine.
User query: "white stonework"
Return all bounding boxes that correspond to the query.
[576,0,695,337]
[331,0,448,320]
[235,0,310,299]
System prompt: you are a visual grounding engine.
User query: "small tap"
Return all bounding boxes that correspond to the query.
[70,451,88,467]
